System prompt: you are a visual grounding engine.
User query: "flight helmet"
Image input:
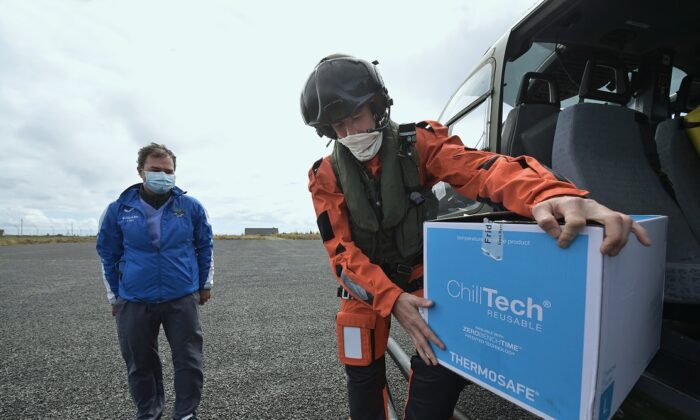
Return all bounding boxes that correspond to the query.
[300,54,393,139]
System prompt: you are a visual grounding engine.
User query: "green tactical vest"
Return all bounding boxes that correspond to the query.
[331,121,438,289]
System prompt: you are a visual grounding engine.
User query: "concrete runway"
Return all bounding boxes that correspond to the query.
[0,240,535,419]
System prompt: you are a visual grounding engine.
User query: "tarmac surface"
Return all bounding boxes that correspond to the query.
[0,240,536,419]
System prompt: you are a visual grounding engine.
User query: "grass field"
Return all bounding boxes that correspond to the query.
[0,235,97,246]
[0,232,320,246]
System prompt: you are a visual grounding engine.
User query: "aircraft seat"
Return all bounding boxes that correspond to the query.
[501,72,560,166]
[655,75,700,240]
[552,58,700,303]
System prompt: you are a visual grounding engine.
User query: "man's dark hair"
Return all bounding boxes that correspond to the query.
[137,143,177,170]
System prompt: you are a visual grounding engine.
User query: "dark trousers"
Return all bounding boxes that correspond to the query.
[115,292,203,420]
[345,355,467,420]
[404,356,468,419]
[346,357,389,420]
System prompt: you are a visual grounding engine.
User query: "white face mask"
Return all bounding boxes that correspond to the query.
[337,131,383,162]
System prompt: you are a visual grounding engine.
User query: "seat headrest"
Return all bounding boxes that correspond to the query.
[675,74,700,116]
[516,72,560,107]
[579,58,631,105]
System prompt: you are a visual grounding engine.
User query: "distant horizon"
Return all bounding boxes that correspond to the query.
[0,229,322,237]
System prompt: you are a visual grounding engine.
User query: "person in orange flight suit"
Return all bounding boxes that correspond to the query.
[301,54,651,420]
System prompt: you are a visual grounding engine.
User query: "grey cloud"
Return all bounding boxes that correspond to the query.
[100,95,162,145]
[386,4,531,119]
[0,176,30,189]
[16,119,66,150]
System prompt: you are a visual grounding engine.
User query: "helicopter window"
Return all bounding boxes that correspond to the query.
[448,99,490,150]
[440,61,494,124]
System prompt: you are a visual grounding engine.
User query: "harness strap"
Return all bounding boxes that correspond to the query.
[337,277,423,300]
[681,120,700,129]
[398,123,417,143]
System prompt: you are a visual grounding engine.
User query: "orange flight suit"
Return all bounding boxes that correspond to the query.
[308,120,587,418]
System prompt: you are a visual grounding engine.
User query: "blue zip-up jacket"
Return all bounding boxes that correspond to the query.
[96,184,214,304]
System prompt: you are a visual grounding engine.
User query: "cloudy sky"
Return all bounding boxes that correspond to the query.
[0,0,536,235]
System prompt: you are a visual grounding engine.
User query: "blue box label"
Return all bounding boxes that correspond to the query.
[426,225,590,418]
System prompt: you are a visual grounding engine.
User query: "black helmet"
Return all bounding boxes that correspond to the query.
[300,54,393,139]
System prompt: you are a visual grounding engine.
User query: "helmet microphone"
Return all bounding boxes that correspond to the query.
[366,108,391,134]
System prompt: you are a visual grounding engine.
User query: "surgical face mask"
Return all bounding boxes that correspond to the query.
[337,131,383,162]
[144,171,176,194]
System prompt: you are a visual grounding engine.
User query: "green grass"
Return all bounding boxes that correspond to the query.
[0,235,97,246]
[0,232,321,246]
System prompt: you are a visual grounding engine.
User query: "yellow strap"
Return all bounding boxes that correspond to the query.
[686,106,700,156]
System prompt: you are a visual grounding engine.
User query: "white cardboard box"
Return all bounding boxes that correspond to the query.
[423,213,667,420]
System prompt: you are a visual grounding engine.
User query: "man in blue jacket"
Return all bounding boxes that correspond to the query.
[97,143,214,420]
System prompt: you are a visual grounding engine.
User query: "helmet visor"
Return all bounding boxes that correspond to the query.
[313,58,380,125]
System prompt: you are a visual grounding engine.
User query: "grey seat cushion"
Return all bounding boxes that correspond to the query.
[553,103,700,303]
